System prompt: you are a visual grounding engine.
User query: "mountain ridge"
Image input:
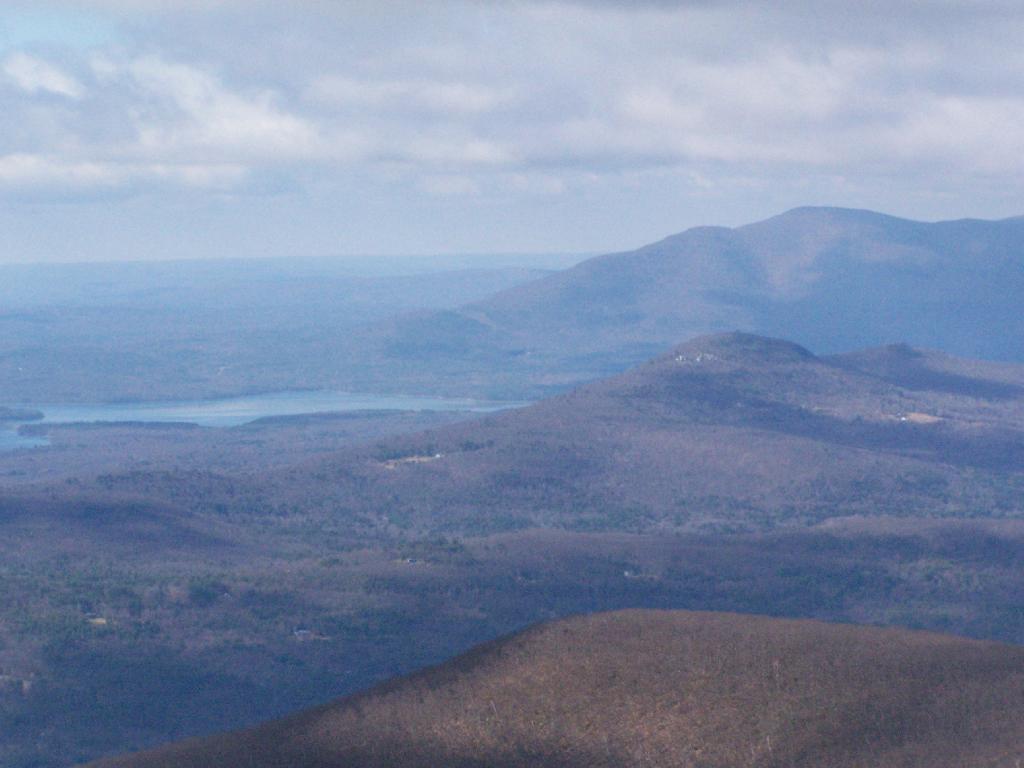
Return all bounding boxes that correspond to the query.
[361,207,1024,397]
[85,609,1024,768]
[87,331,1024,538]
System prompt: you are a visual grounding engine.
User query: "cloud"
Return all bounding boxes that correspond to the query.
[3,52,84,98]
[45,0,252,10]
[0,53,337,193]
[0,44,525,197]
[0,153,115,185]
[2,1,1024,261]
[0,152,247,189]
[400,136,514,166]
[5,5,1024,190]
[881,95,1024,174]
[127,57,324,162]
[419,174,481,196]
[307,75,514,114]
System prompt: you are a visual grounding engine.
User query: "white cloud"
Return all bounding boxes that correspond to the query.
[307,75,514,114]
[2,0,1024,253]
[401,136,514,166]
[127,57,324,162]
[0,53,336,192]
[0,152,247,189]
[3,53,84,99]
[63,0,253,10]
[881,95,1024,174]
[0,153,116,185]
[419,174,481,196]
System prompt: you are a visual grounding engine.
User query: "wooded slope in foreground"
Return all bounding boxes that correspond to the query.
[88,609,1024,768]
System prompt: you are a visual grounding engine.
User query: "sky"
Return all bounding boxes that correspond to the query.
[1,0,1023,263]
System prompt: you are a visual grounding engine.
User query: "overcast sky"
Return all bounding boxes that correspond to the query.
[1,1,1022,263]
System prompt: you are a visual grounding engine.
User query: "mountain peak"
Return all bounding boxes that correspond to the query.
[665,332,817,366]
[767,205,915,225]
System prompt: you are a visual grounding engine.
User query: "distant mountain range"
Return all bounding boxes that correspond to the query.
[87,609,1024,768]
[3,207,1022,403]
[0,263,553,403]
[363,207,1024,395]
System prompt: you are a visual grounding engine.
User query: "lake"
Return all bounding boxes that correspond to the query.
[0,390,524,452]
[0,429,49,452]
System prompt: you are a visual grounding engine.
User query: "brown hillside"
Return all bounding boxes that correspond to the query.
[226,331,1024,535]
[87,610,1024,768]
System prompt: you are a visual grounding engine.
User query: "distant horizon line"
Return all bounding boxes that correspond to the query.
[0,250,595,270]
[3,204,1021,269]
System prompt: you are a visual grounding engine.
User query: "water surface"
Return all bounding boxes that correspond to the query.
[0,390,522,452]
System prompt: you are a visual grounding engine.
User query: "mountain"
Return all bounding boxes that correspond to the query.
[9,334,1024,768]
[4,208,1021,403]
[369,207,1024,393]
[86,609,1024,768]
[216,332,1024,536]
